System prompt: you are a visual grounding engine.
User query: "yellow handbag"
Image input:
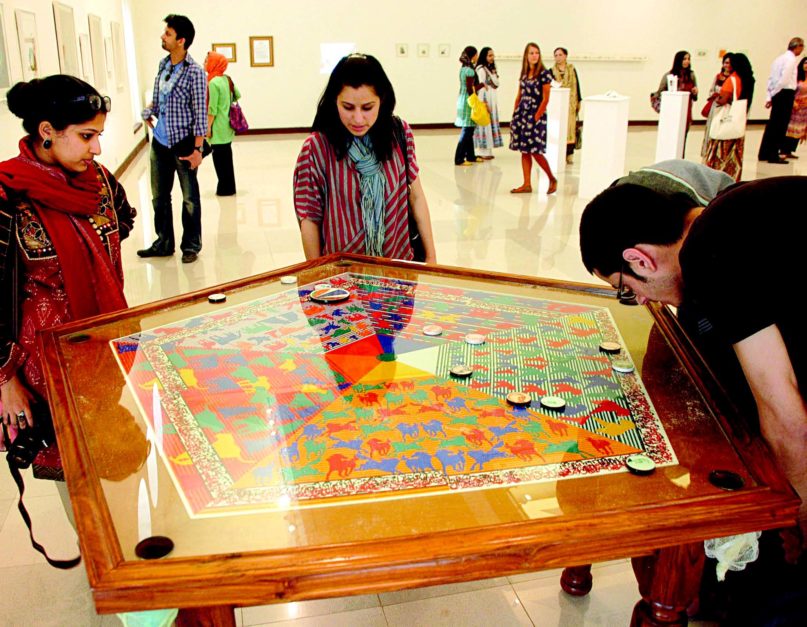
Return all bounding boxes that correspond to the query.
[468,93,491,126]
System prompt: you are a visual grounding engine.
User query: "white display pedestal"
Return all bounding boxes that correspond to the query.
[578,94,630,199]
[546,87,570,175]
[654,91,690,162]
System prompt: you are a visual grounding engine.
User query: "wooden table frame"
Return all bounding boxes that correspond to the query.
[40,254,799,626]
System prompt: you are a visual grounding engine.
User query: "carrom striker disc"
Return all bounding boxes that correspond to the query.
[599,341,622,354]
[626,454,656,475]
[709,469,745,491]
[207,293,226,304]
[449,365,473,378]
[506,392,532,407]
[279,275,298,285]
[422,325,443,337]
[612,359,635,374]
[540,396,566,411]
[309,287,350,303]
[135,536,174,560]
[464,333,486,345]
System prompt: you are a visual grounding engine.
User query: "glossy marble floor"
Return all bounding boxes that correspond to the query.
[0,125,803,626]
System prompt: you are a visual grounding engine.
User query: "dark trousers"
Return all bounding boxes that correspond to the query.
[149,140,202,254]
[758,89,796,160]
[211,142,236,196]
[454,126,476,164]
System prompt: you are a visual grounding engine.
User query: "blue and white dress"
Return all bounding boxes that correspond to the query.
[509,69,552,154]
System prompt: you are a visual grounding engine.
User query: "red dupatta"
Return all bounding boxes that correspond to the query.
[0,138,127,320]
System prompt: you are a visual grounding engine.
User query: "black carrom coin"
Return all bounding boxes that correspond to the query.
[135,536,175,560]
[708,470,745,491]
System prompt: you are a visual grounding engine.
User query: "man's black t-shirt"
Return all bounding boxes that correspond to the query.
[679,176,807,400]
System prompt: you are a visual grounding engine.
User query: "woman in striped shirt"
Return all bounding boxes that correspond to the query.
[293,54,436,263]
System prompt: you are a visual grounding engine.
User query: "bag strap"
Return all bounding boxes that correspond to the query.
[226,75,237,102]
[2,427,81,569]
[729,75,738,101]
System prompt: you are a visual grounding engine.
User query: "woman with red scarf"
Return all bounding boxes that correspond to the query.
[0,75,135,450]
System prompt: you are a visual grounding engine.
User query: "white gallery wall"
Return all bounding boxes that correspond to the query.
[0,0,141,172]
[1,0,805,172]
[129,0,805,130]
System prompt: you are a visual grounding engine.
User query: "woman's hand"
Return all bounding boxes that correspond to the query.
[1,375,35,429]
[691,86,699,97]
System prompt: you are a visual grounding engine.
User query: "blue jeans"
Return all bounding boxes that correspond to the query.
[149,140,202,254]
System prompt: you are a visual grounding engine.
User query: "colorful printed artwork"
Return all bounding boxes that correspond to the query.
[112,274,676,517]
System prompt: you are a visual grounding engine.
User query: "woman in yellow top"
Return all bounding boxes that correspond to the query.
[205,51,240,196]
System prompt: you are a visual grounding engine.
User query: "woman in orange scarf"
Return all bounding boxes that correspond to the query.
[205,51,240,195]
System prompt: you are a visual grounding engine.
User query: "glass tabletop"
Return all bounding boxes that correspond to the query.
[51,258,753,561]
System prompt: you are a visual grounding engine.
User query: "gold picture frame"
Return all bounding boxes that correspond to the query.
[212,42,236,62]
[249,36,273,67]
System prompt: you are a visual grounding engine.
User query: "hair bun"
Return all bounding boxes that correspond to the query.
[6,80,40,120]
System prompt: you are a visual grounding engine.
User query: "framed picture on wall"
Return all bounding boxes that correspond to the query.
[52,1,80,77]
[438,44,451,58]
[396,43,408,58]
[15,9,39,81]
[110,21,127,91]
[249,36,273,67]
[87,14,106,90]
[78,33,92,82]
[0,5,12,92]
[212,42,236,62]
[417,43,430,58]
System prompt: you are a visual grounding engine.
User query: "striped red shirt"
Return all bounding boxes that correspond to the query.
[293,120,419,260]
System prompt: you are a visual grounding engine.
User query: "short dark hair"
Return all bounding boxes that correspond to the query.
[164,14,195,49]
[579,184,695,277]
[554,47,568,56]
[6,75,106,136]
[312,54,396,162]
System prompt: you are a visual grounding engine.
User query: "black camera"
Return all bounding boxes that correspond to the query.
[4,402,55,470]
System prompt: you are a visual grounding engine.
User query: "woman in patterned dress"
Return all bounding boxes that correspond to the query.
[509,43,557,194]
[0,75,135,447]
[473,47,503,159]
[455,46,481,165]
[701,54,733,158]
[551,47,582,164]
[783,57,807,157]
[294,54,436,263]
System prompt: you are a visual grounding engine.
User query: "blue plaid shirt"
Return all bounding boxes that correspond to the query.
[144,53,207,148]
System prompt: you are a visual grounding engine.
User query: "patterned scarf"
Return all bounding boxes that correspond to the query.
[346,135,386,257]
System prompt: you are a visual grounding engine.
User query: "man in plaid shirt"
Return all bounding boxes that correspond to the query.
[138,14,207,264]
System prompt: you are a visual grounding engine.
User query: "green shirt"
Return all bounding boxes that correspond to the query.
[208,75,241,144]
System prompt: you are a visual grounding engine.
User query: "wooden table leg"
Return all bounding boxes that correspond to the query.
[630,543,705,626]
[561,564,593,596]
[175,605,236,626]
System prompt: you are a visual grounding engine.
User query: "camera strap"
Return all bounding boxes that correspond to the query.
[2,427,81,569]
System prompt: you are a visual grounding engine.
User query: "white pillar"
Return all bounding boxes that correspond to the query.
[546,87,570,175]
[578,94,630,199]
[655,91,690,162]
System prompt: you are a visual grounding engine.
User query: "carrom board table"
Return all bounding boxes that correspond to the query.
[40,254,798,626]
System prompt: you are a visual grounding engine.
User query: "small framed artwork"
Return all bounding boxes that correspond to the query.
[87,13,105,90]
[438,43,451,58]
[15,9,39,81]
[78,33,92,82]
[52,2,80,77]
[0,5,12,92]
[249,36,273,67]
[212,42,236,62]
[417,43,429,58]
[110,21,127,91]
[104,36,114,81]
[395,43,408,58]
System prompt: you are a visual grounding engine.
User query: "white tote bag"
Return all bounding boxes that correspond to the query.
[708,76,747,140]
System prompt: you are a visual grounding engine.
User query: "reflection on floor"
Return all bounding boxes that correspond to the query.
[0,125,801,625]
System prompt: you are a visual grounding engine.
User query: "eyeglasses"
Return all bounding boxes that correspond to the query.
[67,94,112,113]
[616,261,638,306]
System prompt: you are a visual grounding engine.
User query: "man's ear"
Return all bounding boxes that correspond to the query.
[623,245,659,277]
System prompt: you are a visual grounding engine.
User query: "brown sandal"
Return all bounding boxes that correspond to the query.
[547,179,558,195]
[510,185,532,194]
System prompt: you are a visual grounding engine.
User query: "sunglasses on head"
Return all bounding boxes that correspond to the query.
[66,94,112,113]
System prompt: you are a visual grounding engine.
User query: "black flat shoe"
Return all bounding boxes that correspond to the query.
[181,252,198,263]
[137,246,174,258]
[767,158,789,164]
